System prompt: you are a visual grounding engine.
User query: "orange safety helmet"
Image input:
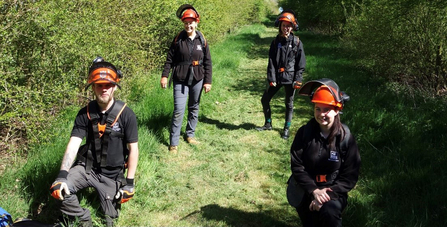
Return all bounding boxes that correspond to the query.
[176,4,200,23]
[311,86,343,109]
[298,78,350,110]
[85,57,122,90]
[275,10,299,31]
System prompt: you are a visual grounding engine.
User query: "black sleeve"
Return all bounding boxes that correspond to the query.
[294,40,306,83]
[290,124,319,195]
[267,38,277,83]
[203,39,213,84]
[70,107,89,139]
[330,133,361,194]
[161,36,178,78]
[122,107,138,143]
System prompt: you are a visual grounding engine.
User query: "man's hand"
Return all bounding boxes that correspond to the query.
[50,171,70,200]
[203,84,212,93]
[115,178,135,204]
[269,81,277,87]
[312,188,332,204]
[160,77,168,89]
[309,199,323,211]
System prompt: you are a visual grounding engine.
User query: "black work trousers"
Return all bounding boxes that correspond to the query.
[260,83,295,126]
[296,194,347,227]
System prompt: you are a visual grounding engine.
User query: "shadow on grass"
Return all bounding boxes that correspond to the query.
[200,115,258,131]
[19,162,62,224]
[182,204,295,227]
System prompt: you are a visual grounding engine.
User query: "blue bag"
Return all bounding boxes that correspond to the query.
[0,207,13,227]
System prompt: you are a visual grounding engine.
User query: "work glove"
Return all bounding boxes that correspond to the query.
[269,81,277,87]
[293,81,302,89]
[50,170,70,200]
[115,178,135,204]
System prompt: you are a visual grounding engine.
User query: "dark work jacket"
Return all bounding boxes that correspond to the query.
[161,30,212,84]
[290,118,361,200]
[267,33,306,85]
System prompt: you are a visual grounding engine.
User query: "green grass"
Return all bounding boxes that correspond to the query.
[2,23,447,226]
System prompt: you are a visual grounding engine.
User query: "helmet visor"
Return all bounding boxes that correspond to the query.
[88,68,120,84]
[298,78,342,103]
[85,67,121,90]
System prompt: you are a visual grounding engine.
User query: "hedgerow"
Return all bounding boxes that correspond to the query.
[279,0,447,94]
[0,0,272,152]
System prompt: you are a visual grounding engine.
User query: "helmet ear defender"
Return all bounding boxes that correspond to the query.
[340,91,350,104]
[117,69,123,79]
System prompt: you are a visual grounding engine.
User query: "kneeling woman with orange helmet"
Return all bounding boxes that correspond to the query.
[288,78,361,227]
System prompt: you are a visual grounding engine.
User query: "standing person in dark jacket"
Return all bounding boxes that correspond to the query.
[160,4,212,154]
[256,10,306,139]
[289,78,361,227]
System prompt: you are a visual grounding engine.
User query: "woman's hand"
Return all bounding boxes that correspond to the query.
[312,188,333,204]
[160,77,168,89]
[203,84,212,93]
[309,199,323,211]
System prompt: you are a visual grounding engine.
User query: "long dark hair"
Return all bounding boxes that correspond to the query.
[327,114,346,150]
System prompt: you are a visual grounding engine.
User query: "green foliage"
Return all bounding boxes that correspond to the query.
[0,0,271,153]
[343,0,447,92]
[279,0,447,94]
[278,0,361,34]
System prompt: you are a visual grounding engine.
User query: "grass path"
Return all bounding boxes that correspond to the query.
[120,23,309,226]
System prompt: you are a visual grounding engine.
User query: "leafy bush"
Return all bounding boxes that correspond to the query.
[0,0,270,152]
[278,0,361,34]
[342,0,447,93]
[279,0,447,94]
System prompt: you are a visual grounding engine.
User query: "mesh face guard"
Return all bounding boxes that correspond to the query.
[85,67,120,90]
[85,57,122,90]
[88,68,120,84]
[298,78,350,109]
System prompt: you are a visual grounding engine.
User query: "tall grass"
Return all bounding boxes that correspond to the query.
[1,21,447,226]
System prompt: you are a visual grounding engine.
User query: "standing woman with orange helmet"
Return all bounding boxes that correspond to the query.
[288,78,361,227]
[256,10,306,139]
[160,4,212,153]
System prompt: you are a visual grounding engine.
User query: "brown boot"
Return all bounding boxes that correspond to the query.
[186,137,200,145]
[169,145,178,154]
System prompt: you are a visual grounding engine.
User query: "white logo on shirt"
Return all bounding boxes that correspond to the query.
[328,151,339,162]
[111,122,121,132]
